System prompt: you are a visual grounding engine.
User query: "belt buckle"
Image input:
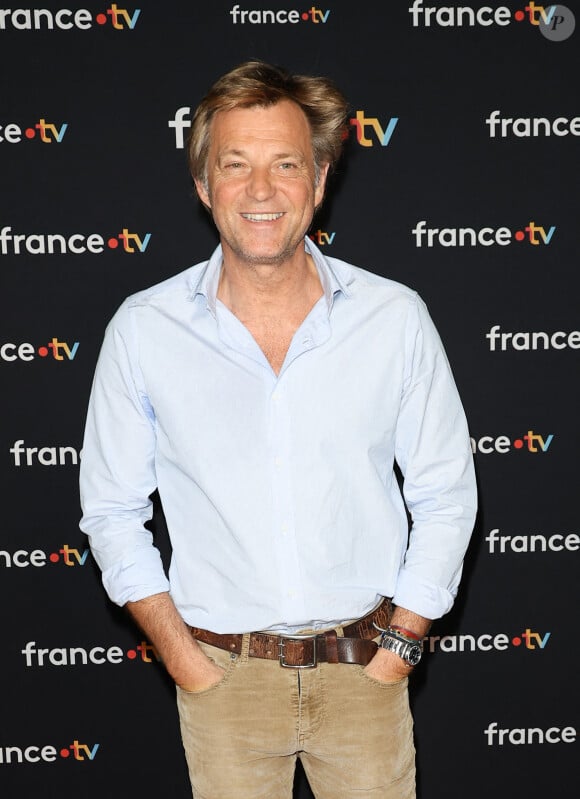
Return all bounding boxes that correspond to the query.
[278,632,318,669]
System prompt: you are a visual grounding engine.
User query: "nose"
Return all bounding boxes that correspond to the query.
[246,166,275,201]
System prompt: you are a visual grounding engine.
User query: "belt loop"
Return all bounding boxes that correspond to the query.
[325,630,339,664]
[240,633,251,663]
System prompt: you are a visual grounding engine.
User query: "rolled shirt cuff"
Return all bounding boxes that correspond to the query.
[393,567,460,620]
[100,548,171,607]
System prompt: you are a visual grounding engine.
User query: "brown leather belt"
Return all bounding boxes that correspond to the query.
[190,597,392,668]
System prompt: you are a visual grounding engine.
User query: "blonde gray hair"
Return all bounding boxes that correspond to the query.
[188,60,349,188]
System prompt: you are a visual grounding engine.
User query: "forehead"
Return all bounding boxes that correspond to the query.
[208,100,313,156]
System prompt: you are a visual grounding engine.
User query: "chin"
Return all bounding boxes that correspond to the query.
[233,244,295,266]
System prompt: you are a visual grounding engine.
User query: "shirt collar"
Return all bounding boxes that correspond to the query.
[305,236,351,309]
[189,238,352,316]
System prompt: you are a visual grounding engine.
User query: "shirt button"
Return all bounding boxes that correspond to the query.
[274,456,282,466]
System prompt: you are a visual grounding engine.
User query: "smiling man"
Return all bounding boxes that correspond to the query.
[80,61,477,799]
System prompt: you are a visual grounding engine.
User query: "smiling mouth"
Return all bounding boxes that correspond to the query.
[241,212,285,221]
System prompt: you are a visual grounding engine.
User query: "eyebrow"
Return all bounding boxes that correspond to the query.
[217,148,305,161]
[218,149,246,158]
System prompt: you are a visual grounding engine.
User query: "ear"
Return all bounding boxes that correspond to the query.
[194,178,211,209]
[314,163,330,208]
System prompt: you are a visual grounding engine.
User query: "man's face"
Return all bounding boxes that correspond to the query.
[195,100,328,268]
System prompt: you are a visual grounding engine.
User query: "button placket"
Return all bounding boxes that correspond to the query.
[268,380,304,619]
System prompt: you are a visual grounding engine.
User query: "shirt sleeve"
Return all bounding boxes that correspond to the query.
[392,294,477,619]
[79,300,170,606]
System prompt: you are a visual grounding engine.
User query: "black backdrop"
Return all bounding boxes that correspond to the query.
[1,2,578,796]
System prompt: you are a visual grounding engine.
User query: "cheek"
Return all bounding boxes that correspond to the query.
[289,180,317,208]
[210,185,235,212]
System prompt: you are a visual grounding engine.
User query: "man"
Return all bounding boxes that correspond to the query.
[80,61,477,798]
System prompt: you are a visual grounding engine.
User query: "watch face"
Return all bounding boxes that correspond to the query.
[381,633,422,666]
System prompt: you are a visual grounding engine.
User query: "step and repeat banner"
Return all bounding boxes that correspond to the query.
[1,2,577,797]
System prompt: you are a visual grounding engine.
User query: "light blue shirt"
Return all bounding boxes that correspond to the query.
[79,239,477,632]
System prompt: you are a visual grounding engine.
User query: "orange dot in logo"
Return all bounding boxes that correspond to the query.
[25,128,36,139]
[108,237,119,249]
[302,12,309,20]
[60,748,70,758]
[514,230,525,241]
[514,10,525,21]
[512,636,522,646]
[127,649,137,660]
[96,13,107,24]
[49,553,59,563]
[38,346,49,357]
[514,439,524,449]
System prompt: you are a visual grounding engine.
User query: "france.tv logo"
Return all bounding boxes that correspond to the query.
[0,5,140,30]
[1,543,89,569]
[0,225,151,255]
[349,111,398,147]
[0,739,99,765]
[0,118,67,144]
[408,2,575,41]
[229,5,330,24]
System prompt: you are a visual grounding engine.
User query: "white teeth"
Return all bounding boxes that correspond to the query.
[241,212,284,221]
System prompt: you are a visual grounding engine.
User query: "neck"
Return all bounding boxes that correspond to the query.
[217,245,322,317]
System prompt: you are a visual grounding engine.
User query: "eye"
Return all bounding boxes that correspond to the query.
[225,161,245,170]
[277,162,301,174]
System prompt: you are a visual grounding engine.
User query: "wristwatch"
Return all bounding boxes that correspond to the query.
[378,626,423,666]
